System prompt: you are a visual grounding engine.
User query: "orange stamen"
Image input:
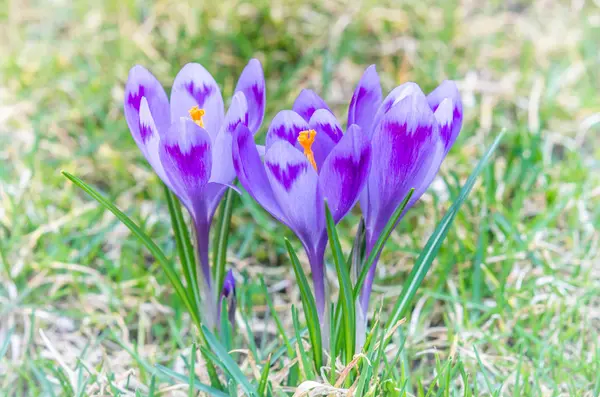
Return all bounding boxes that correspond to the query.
[298,129,317,171]
[188,106,205,128]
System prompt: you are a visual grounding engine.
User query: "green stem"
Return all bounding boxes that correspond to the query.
[213,189,235,322]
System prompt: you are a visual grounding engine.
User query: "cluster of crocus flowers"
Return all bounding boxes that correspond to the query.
[235,65,462,322]
[124,59,265,327]
[124,58,462,335]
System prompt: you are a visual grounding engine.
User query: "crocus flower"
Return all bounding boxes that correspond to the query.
[291,66,463,316]
[124,59,265,325]
[232,106,372,318]
[220,269,237,329]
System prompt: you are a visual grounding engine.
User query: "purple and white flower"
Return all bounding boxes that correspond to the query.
[232,106,372,318]
[284,66,463,316]
[124,59,265,324]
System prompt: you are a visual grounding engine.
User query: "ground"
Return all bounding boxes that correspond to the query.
[0,0,599,396]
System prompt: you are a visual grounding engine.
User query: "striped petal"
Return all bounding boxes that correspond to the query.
[159,118,213,215]
[318,124,371,223]
[264,141,323,248]
[124,65,170,153]
[170,63,224,140]
[210,92,249,186]
[233,124,287,223]
[292,89,332,122]
[265,110,308,150]
[234,59,266,134]
[427,80,463,153]
[135,97,168,183]
[370,82,423,139]
[348,65,382,135]
[308,109,343,169]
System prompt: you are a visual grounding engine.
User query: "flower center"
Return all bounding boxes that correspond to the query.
[188,106,205,128]
[298,129,317,171]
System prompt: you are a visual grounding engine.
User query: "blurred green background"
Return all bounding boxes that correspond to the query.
[1,0,599,395]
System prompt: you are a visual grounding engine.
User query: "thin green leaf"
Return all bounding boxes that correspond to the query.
[473,346,497,394]
[260,277,298,385]
[292,306,314,381]
[0,327,13,360]
[214,189,235,305]
[164,185,201,317]
[325,203,355,363]
[147,374,157,397]
[62,172,201,330]
[260,278,294,357]
[65,172,221,388]
[328,303,337,385]
[201,325,259,397]
[188,344,196,397]
[258,355,272,397]
[385,132,505,333]
[155,364,229,397]
[285,238,323,371]
[354,188,415,299]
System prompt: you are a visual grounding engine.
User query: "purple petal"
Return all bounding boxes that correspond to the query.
[124,65,170,143]
[292,89,332,122]
[170,63,224,140]
[234,58,265,134]
[318,124,371,223]
[362,87,443,243]
[222,269,236,298]
[308,109,343,169]
[159,118,213,215]
[201,182,230,225]
[219,269,237,328]
[347,65,382,135]
[210,92,249,186]
[264,141,323,247]
[134,97,167,183]
[232,124,287,223]
[370,82,423,139]
[427,80,463,153]
[265,110,308,150]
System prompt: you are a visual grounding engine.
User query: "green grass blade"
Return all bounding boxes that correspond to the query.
[328,303,338,385]
[62,171,202,330]
[188,344,196,397]
[147,374,157,397]
[385,132,505,332]
[325,203,355,363]
[260,278,298,385]
[163,185,201,316]
[155,364,229,397]
[0,327,13,360]
[213,189,235,305]
[258,354,272,396]
[353,188,415,299]
[292,305,315,381]
[284,238,323,371]
[219,299,233,351]
[201,325,259,397]
[260,278,293,357]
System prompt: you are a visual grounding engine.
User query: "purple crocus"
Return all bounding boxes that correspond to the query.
[291,66,463,316]
[124,59,265,325]
[232,106,372,318]
[220,269,237,328]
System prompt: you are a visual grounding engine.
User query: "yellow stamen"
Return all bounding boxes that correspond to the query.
[188,106,205,128]
[298,129,318,171]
